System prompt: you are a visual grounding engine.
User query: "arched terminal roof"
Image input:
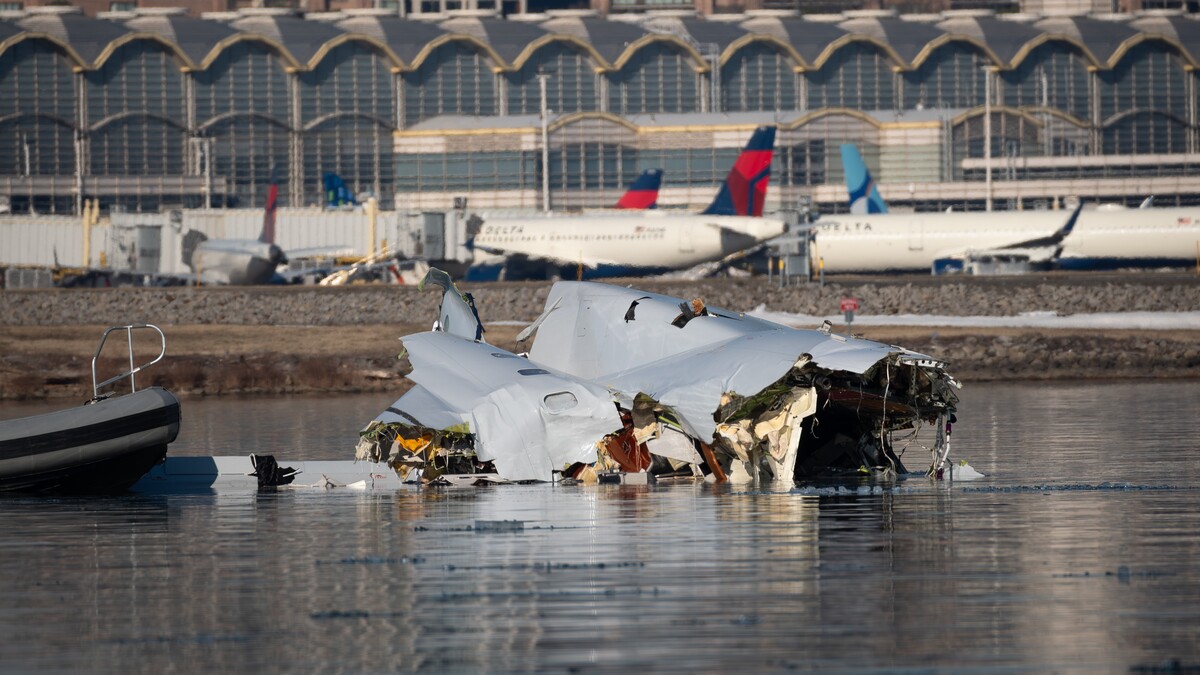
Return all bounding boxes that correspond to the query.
[677,16,749,54]
[738,15,848,67]
[936,13,1044,66]
[1128,12,1200,65]
[539,14,649,65]
[16,8,132,64]
[438,15,548,66]
[335,14,449,66]
[1,9,1199,73]
[838,12,949,65]
[1033,14,1139,66]
[228,10,347,65]
[124,11,239,67]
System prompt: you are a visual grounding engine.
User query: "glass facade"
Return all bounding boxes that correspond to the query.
[1001,42,1092,120]
[402,41,498,125]
[902,42,988,111]
[806,42,898,112]
[505,43,600,116]
[607,42,700,115]
[721,42,798,113]
[395,150,537,193]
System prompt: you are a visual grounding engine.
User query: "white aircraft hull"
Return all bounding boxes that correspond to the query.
[812,207,1200,273]
[1058,207,1200,270]
[191,239,283,285]
[468,214,786,280]
[811,210,1073,273]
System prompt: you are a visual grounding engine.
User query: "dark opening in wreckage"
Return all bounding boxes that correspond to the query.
[356,269,961,486]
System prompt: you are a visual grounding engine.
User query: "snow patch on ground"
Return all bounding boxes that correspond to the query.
[748,308,1200,331]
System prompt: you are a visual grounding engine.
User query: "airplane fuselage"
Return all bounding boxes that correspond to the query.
[469,213,786,280]
[1057,206,1200,270]
[811,210,1075,273]
[190,239,284,285]
[811,206,1200,274]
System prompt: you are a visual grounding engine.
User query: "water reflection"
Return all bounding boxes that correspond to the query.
[1,381,1198,671]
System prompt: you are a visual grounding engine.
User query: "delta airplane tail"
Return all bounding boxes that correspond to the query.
[614,169,663,209]
[841,144,887,214]
[258,167,280,245]
[701,125,776,217]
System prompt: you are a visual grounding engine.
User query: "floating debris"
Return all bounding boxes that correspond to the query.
[357,269,962,485]
[473,520,524,534]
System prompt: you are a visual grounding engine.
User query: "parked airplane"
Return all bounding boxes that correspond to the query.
[810,145,1081,273]
[182,175,286,285]
[466,126,784,280]
[818,146,1200,273]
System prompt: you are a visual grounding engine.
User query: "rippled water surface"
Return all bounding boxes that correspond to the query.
[2,381,1199,672]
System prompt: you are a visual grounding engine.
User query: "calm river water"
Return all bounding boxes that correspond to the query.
[1,380,1198,672]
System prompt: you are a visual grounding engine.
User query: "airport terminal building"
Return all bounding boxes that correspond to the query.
[2,5,1199,217]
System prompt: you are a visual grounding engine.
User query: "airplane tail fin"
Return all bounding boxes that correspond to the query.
[323,172,358,208]
[701,125,776,217]
[258,165,280,245]
[419,267,485,342]
[614,169,663,210]
[841,144,887,214]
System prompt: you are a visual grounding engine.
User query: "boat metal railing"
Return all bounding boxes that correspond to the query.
[92,324,167,399]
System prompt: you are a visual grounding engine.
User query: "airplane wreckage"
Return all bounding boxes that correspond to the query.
[356,270,962,486]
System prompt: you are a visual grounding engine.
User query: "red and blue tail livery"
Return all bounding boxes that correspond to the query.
[258,165,280,245]
[701,125,776,217]
[614,169,663,210]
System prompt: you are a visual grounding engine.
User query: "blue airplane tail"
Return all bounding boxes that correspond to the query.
[841,144,888,214]
[323,172,358,208]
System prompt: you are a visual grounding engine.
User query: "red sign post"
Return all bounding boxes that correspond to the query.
[839,297,859,326]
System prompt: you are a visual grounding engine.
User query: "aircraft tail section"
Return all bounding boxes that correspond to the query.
[701,125,776,217]
[258,166,280,244]
[323,172,358,207]
[841,144,887,214]
[614,169,663,210]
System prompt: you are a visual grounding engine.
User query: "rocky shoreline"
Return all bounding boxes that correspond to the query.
[2,273,1198,401]
[4,273,1200,327]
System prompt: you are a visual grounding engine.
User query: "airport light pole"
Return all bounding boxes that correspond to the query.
[983,65,993,212]
[537,70,551,213]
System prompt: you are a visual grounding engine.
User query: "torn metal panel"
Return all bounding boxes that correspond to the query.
[644,426,703,466]
[526,283,783,381]
[366,332,623,482]
[525,281,960,479]
[419,267,485,342]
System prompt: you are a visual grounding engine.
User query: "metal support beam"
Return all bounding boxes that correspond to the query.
[537,70,551,213]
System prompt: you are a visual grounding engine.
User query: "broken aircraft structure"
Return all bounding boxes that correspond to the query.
[357,270,961,485]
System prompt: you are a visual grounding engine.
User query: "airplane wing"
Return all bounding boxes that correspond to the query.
[935,201,1084,264]
[466,239,621,270]
[989,200,1083,252]
[658,241,769,280]
[284,246,356,260]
